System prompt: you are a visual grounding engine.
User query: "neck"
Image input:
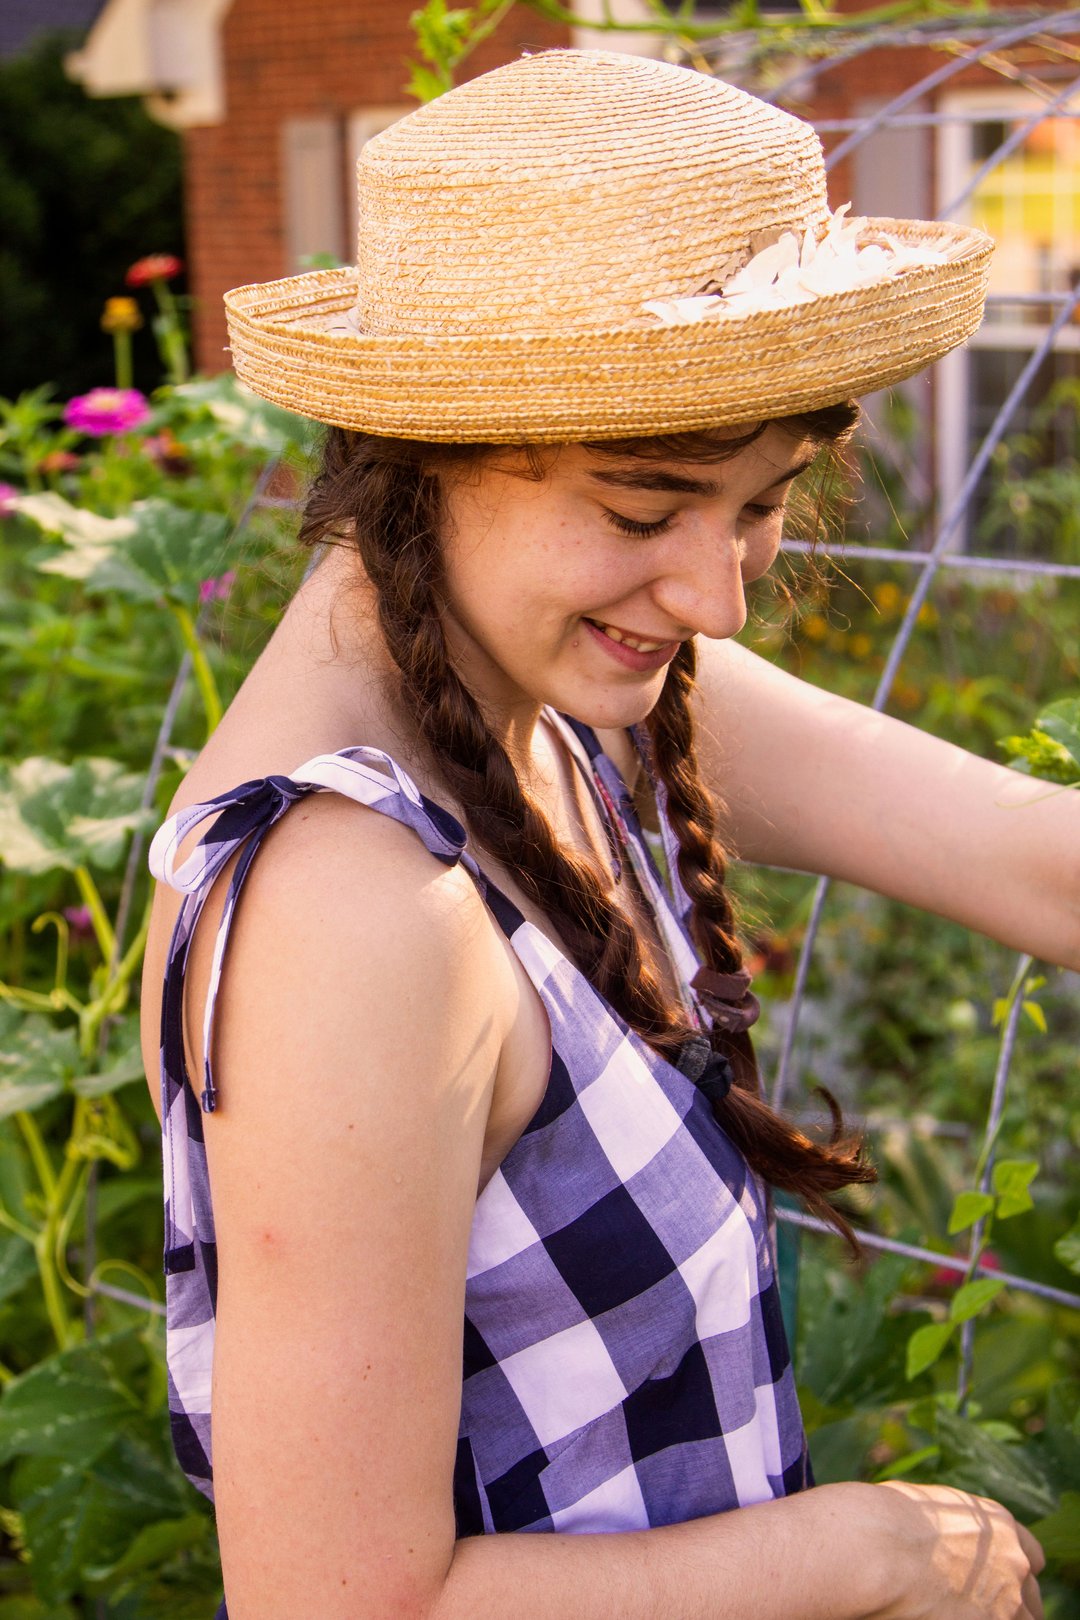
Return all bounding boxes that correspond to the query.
[286,543,549,791]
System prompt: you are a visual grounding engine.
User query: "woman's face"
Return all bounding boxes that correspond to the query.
[439,423,817,740]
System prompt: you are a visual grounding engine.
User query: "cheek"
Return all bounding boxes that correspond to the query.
[741,525,784,584]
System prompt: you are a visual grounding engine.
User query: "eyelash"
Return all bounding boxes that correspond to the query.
[603,501,786,538]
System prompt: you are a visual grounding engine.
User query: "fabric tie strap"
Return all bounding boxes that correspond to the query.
[690,966,761,1034]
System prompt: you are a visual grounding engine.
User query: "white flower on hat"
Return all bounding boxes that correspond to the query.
[642,204,948,326]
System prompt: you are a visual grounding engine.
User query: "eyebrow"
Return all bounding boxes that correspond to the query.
[586,453,819,497]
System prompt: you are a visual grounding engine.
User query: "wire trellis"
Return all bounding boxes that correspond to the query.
[740,13,1080,1363]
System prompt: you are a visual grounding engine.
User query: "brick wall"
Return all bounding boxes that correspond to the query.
[184,0,568,372]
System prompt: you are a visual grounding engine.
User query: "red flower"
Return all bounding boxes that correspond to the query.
[929,1250,1002,1292]
[125,253,183,288]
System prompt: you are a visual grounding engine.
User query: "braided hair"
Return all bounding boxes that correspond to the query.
[299,416,875,1238]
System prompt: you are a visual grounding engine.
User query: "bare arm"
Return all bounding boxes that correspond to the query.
[190,796,1041,1620]
[690,637,1080,971]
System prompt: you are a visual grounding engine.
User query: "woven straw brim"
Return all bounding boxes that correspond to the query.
[225,218,992,443]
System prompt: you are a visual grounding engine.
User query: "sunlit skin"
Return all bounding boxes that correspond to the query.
[439,425,817,768]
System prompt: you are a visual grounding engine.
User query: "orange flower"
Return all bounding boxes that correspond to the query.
[101,296,143,334]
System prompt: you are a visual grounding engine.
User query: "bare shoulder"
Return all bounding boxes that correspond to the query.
[140,785,514,1128]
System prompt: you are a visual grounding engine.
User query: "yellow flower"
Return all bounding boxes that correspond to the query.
[873,581,902,615]
[801,612,829,642]
[850,633,873,659]
[100,297,143,335]
[917,602,937,627]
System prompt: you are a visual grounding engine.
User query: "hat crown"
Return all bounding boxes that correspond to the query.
[356,50,830,337]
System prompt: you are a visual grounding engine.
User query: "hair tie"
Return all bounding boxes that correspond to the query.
[690,966,761,1035]
[675,1033,735,1109]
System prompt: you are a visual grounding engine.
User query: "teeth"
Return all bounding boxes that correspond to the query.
[596,623,666,653]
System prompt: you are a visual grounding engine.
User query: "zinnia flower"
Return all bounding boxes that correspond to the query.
[125,253,183,288]
[100,296,143,334]
[198,571,236,605]
[63,388,151,437]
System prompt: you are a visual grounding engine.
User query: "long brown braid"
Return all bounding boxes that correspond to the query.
[300,417,875,1239]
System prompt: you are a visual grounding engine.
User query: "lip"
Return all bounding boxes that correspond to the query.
[583,618,682,672]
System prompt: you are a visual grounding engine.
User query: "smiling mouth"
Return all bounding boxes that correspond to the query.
[584,619,676,654]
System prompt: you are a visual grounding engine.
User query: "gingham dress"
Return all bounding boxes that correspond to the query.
[150,713,809,1565]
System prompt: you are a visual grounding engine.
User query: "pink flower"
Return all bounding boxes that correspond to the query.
[198,571,236,604]
[125,253,183,288]
[63,906,95,939]
[0,483,20,516]
[63,388,151,438]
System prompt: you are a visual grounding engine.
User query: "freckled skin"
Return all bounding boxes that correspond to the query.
[438,430,813,751]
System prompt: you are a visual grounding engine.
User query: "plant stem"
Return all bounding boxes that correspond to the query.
[73,866,116,965]
[113,330,133,390]
[0,1205,36,1245]
[171,603,222,735]
[152,280,189,384]
[16,1111,56,1203]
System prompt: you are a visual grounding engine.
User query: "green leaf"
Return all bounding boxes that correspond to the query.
[872,1443,941,1482]
[1030,1491,1080,1562]
[71,1043,146,1099]
[14,493,136,549]
[0,1235,39,1306]
[0,1016,79,1119]
[1053,1217,1080,1276]
[38,499,231,607]
[947,1189,995,1235]
[0,1336,141,1467]
[998,728,1080,784]
[906,1320,954,1380]
[992,1158,1038,1220]
[935,1409,1057,1520]
[0,755,148,874]
[1038,698,1080,766]
[0,1599,79,1619]
[1021,998,1047,1034]
[169,374,316,457]
[949,1275,1005,1324]
[83,1513,208,1585]
[15,1430,189,1606]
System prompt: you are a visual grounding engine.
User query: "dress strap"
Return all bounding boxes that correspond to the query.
[150,748,471,1121]
[549,714,705,1026]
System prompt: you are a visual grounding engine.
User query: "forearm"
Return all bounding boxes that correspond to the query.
[435,1482,892,1620]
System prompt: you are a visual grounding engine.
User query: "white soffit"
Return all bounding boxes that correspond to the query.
[66,0,233,128]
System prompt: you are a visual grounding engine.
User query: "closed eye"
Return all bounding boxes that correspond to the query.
[603,509,674,538]
[744,501,786,520]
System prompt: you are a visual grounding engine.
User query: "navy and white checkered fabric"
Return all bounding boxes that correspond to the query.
[150,719,810,1536]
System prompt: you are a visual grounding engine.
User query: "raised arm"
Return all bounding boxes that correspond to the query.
[690,636,1080,972]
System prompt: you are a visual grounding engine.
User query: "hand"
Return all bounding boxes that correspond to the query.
[874,1480,1045,1620]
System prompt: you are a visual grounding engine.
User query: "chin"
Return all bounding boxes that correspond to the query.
[555,680,666,733]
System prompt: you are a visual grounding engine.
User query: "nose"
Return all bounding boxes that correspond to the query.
[651,514,748,641]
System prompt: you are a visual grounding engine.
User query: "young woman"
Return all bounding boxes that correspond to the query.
[141,48,1070,1619]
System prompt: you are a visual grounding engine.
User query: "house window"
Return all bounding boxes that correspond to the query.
[936,87,1080,551]
[282,118,347,272]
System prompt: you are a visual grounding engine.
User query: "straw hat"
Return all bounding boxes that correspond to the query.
[224,49,992,443]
